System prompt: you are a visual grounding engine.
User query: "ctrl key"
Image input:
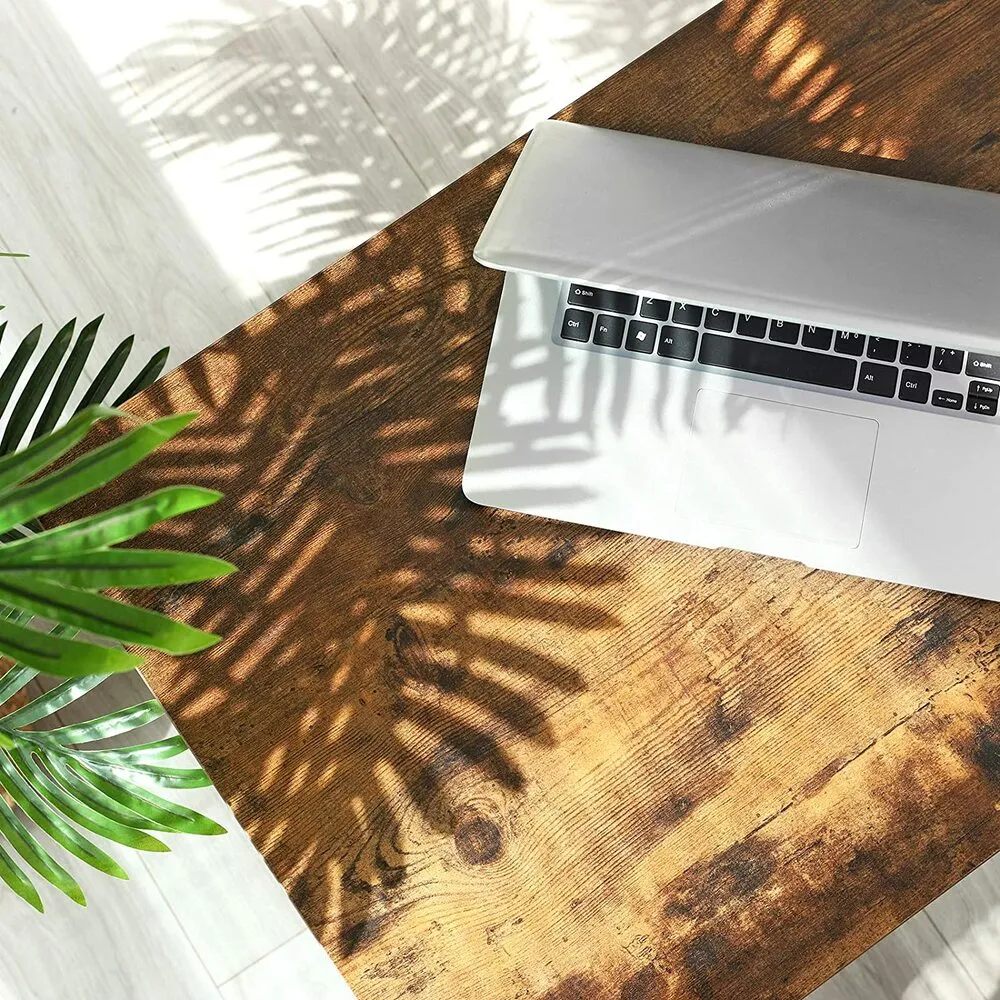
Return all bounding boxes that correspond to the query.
[898,370,931,404]
[560,308,593,342]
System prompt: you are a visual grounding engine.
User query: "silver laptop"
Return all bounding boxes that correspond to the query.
[463,119,1000,601]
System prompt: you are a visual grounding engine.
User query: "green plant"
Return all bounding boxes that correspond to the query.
[0,399,235,911]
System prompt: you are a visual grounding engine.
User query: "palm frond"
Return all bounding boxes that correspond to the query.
[0,671,223,909]
[0,406,235,677]
[0,316,168,455]
[0,309,234,912]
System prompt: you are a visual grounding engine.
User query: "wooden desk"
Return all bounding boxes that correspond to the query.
[103,1,1000,996]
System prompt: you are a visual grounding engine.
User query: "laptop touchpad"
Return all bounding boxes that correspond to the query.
[676,390,878,548]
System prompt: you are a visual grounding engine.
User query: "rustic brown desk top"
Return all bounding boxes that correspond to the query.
[96,1,1000,997]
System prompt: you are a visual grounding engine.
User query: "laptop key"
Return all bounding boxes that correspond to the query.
[672,303,704,327]
[626,320,657,354]
[567,285,638,315]
[900,342,931,367]
[970,380,1000,399]
[769,320,800,344]
[594,314,626,348]
[639,297,672,321]
[835,331,866,356]
[802,325,833,350]
[968,396,999,416]
[857,362,898,398]
[932,389,963,410]
[898,370,931,404]
[698,333,857,389]
[657,325,698,361]
[561,309,593,342]
[867,337,898,362]
[737,313,768,338]
[705,308,736,332]
[933,347,964,373]
[966,352,1000,377]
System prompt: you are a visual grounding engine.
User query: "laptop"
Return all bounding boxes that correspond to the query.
[463,119,1000,601]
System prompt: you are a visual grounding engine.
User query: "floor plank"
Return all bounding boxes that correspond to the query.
[0,0,265,377]
[220,930,356,1000]
[925,855,1000,1000]
[305,0,583,193]
[110,4,429,304]
[0,824,222,1000]
[806,912,985,1000]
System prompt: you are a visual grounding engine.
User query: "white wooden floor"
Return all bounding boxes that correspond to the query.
[0,0,996,997]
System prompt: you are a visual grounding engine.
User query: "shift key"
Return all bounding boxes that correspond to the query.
[966,352,1000,377]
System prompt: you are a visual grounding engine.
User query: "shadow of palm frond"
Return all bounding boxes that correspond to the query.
[62,172,631,955]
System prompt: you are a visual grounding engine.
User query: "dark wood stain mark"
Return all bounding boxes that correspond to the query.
[973,130,999,151]
[651,795,695,834]
[619,961,665,1000]
[706,696,751,743]
[547,539,576,570]
[222,512,271,552]
[672,795,693,818]
[454,813,504,865]
[973,724,1000,783]
[340,909,392,955]
[800,757,850,799]
[540,973,605,999]
[666,840,777,924]
[683,934,724,1000]
[884,600,962,666]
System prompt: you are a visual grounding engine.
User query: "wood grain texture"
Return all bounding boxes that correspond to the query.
[71,1,1000,997]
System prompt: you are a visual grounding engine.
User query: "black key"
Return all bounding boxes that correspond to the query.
[898,369,931,404]
[932,389,963,410]
[593,314,625,348]
[672,303,704,327]
[561,309,593,342]
[704,308,736,332]
[867,337,898,363]
[966,352,1000,378]
[900,342,931,367]
[626,320,657,354]
[769,320,800,344]
[968,396,998,416]
[857,362,898,398]
[657,325,698,361]
[933,347,964,373]
[698,333,857,390]
[834,331,866,356]
[639,296,672,321]
[736,313,768,338]
[970,380,1000,399]
[802,325,833,350]
[567,285,638,315]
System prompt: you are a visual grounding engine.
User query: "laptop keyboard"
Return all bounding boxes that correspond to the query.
[558,284,1000,419]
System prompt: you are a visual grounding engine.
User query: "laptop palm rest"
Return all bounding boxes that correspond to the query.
[675,391,878,548]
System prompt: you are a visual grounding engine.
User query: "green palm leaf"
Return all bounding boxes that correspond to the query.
[0,664,226,910]
[0,320,234,909]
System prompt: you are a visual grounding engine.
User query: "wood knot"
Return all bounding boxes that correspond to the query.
[454,813,503,866]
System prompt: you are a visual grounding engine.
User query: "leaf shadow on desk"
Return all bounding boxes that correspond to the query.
[79,174,640,956]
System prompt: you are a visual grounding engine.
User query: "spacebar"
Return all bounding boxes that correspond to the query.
[699,333,857,390]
